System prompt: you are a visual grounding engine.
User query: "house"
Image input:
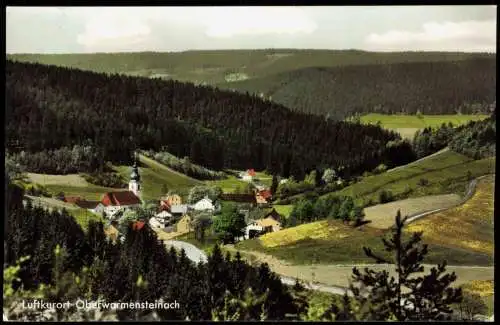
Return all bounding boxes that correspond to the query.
[241,169,256,182]
[241,210,282,240]
[161,194,182,206]
[149,217,164,229]
[155,210,174,228]
[175,214,193,233]
[74,200,105,215]
[101,191,141,218]
[170,204,188,217]
[255,190,272,205]
[193,197,215,212]
[156,210,173,221]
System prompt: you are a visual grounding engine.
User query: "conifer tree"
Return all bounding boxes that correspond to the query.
[346,210,462,321]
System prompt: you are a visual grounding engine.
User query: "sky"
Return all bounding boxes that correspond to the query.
[6,6,497,54]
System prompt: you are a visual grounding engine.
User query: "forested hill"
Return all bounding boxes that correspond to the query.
[218,58,497,119]
[6,60,413,180]
[7,50,493,84]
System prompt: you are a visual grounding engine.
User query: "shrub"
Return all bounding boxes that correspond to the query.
[378,190,394,204]
[418,178,429,186]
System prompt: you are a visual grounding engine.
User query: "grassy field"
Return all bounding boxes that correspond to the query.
[26,195,103,230]
[319,149,495,206]
[27,173,90,187]
[273,205,294,218]
[360,113,489,129]
[237,217,493,266]
[27,173,120,201]
[115,154,201,201]
[204,175,249,193]
[364,194,462,229]
[27,154,201,202]
[359,114,489,140]
[237,176,494,266]
[406,175,494,255]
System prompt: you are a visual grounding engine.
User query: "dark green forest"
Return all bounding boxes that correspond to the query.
[5,180,297,321]
[413,116,496,159]
[221,58,496,119]
[6,60,414,180]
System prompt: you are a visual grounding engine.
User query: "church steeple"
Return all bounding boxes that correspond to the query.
[129,152,141,198]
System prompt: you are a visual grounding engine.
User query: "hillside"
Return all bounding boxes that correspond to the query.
[237,175,494,266]
[25,155,200,201]
[8,50,492,84]
[319,149,495,205]
[8,51,495,120]
[220,59,496,119]
[6,60,411,181]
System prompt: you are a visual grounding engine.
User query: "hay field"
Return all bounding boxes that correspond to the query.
[406,175,494,255]
[27,173,90,187]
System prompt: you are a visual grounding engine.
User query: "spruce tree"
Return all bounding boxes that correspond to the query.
[346,210,462,321]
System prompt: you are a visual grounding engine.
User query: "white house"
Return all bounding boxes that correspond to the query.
[240,169,256,182]
[193,197,215,212]
[170,204,188,216]
[156,210,173,221]
[149,217,164,229]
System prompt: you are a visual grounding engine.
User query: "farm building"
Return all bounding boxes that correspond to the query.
[75,200,105,215]
[241,209,282,240]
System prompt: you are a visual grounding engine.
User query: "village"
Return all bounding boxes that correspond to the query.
[57,158,283,244]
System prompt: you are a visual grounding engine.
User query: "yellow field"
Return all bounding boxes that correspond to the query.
[406,175,494,255]
[260,220,355,248]
[462,280,494,297]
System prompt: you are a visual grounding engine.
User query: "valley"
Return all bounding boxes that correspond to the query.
[5,42,496,322]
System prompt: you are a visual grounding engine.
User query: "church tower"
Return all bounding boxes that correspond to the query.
[129,153,141,199]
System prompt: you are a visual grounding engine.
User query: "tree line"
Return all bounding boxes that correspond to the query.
[413,115,496,159]
[6,60,414,181]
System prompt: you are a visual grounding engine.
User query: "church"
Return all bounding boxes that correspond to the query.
[100,156,143,218]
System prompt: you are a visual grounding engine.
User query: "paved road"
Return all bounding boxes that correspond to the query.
[164,175,494,304]
[163,240,208,264]
[404,174,491,225]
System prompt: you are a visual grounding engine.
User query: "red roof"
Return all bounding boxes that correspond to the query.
[247,169,256,177]
[101,191,141,207]
[258,190,272,200]
[159,202,171,213]
[133,221,145,231]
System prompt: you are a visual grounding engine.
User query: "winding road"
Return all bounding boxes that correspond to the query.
[164,175,494,299]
